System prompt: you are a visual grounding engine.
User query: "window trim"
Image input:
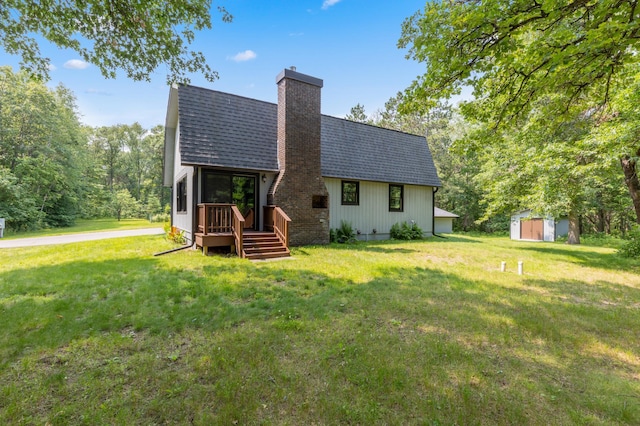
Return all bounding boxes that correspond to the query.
[389,184,404,212]
[176,175,187,213]
[341,180,360,206]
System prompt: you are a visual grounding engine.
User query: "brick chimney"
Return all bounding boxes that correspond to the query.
[268,67,330,245]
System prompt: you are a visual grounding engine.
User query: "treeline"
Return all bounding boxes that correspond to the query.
[346,93,637,241]
[0,67,168,231]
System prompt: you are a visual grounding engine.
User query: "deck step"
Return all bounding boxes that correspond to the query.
[242,232,290,260]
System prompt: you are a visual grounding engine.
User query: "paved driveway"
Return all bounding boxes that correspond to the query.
[0,228,164,248]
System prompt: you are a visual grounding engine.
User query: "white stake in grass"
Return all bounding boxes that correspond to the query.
[518,261,524,275]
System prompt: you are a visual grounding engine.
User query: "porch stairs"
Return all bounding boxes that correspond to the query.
[242,231,290,260]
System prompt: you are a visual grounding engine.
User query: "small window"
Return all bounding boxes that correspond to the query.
[389,184,403,212]
[312,195,328,208]
[176,176,187,213]
[341,181,359,205]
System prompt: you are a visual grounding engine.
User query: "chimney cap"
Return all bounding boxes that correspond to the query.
[276,68,323,88]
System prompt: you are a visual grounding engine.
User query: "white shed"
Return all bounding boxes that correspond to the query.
[510,210,568,242]
[434,207,459,234]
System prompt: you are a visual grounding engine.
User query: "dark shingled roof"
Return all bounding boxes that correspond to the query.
[177,85,441,187]
[178,85,279,171]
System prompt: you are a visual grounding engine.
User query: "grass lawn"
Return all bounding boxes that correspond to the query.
[1,218,161,240]
[1,234,639,424]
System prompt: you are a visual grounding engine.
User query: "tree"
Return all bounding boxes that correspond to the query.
[472,94,622,244]
[0,67,88,229]
[0,1,232,84]
[399,0,639,120]
[375,93,488,231]
[399,0,640,224]
[345,104,371,124]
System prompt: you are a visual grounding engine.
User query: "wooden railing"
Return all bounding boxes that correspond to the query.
[197,203,245,257]
[264,205,291,248]
[230,205,244,258]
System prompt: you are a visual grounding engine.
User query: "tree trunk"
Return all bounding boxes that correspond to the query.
[620,151,640,224]
[567,210,581,245]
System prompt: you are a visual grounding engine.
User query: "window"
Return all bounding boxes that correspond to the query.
[312,195,328,208]
[389,184,403,212]
[176,176,187,213]
[341,181,359,205]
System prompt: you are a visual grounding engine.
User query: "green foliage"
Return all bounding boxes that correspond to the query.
[112,189,143,220]
[399,0,640,121]
[0,1,232,84]
[399,0,640,228]
[345,103,371,124]
[0,67,85,231]
[390,221,423,240]
[618,226,640,258]
[332,220,357,243]
[164,223,186,245]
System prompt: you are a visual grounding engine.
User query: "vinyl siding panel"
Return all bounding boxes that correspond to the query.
[326,178,434,238]
[172,123,194,243]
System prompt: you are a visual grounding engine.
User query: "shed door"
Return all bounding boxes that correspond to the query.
[520,218,543,240]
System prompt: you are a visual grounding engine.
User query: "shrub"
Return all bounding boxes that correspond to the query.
[618,225,640,258]
[333,220,357,243]
[149,213,170,223]
[164,222,186,245]
[390,220,423,240]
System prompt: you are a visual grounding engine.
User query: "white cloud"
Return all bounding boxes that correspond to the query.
[63,59,90,70]
[228,50,257,62]
[321,0,341,10]
[48,63,57,71]
[289,32,304,37]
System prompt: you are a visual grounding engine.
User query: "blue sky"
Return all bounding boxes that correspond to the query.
[0,1,430,129]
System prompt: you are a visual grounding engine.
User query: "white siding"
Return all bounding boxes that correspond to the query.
[172,123,194,243]
[325,178,434,239]
[555,219,569,238]
[543,218,556,242]
[434,218,453,234]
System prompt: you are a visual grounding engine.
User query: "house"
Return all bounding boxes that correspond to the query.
[510,210,569,242]
[434,207,459,234]
[163,68,441,259]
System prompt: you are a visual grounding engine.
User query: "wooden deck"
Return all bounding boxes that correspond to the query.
[195,204,291,260]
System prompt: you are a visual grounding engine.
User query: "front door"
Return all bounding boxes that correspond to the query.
[202,171,257,230]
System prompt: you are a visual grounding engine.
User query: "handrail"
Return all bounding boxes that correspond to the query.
[230,205,245,258]
[198,203,236,234]
[273,206,291,248]
[197,203,245,257]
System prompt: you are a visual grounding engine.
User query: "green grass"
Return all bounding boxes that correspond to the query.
[1,235,639,424]
[1,218,161,240]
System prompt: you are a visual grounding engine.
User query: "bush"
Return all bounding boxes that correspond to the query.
[332,220,357,243]
[390,221,423,240]
[149,213,170,223]
[164,222,186,245]
[618,225,640,258]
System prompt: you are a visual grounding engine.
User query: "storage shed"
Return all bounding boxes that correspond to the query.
[434,207,458,234]
[510,210,568,242]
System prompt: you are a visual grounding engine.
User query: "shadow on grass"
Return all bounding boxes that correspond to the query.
[324,234,482,254]
[520,244,639,271]
[1,258,639,424]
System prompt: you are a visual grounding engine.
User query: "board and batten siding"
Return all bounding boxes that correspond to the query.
[325,178,434,239]
[172,122,195,244]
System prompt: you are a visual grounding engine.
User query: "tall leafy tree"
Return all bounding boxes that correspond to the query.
[0,1,232,83]
[0,67,88,229]
[399,0,640,224]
